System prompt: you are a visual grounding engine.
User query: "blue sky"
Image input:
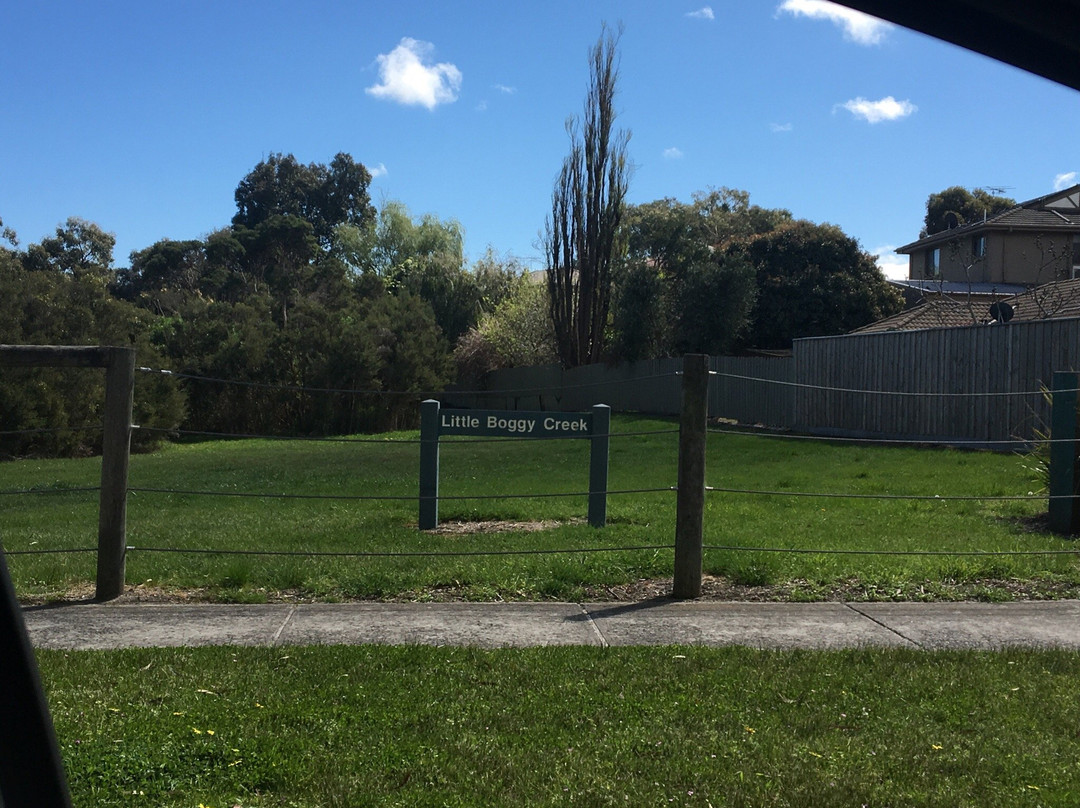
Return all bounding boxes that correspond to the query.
[3,1,1078,280]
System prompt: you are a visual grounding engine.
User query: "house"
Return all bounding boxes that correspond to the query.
[851,277,1080,334]
[894,185,1080,289]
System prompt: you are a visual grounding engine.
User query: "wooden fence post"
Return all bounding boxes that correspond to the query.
[96,347,135,601]
[674,354,708,599]
[1049,371,1080,535]
[0,344,136,601]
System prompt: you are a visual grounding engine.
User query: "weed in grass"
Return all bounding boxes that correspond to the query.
[219,559,253,590]
[728,561,777,587]
[267,562,307,592]
[969,585,1015,602]
[213,588,268,604]
[34,645,1080,807]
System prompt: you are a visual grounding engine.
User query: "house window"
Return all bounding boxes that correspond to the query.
[924,247,941,278]
[973,235,986,259]
[1072,235,1080,279]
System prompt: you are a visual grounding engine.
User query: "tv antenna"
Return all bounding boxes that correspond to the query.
[977,185,1013,195]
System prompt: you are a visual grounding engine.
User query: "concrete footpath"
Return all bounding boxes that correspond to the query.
[20,600,1080,651]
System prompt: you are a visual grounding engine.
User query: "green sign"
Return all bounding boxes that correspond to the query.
[419,400,610,531]
[439,408,591,438]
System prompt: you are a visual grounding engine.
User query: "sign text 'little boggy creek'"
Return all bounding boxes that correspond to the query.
[437,409,590,438]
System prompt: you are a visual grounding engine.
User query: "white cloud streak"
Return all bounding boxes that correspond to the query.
[872,246,909,280]
[494,84,517,94]
[686,7,714,20]
[770,122,793,133]
[365,38,462,110]
[663,147,684,160]
[777,0,893,45]
[838,96,916,123]
[1054,172,1078,190]
[369,162,388,178]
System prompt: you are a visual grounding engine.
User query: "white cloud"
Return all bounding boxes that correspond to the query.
[475,100,488,112]
[838,96,916,123]
[369,162,388,178]
[663,147,684,160]
[1054,172,1078,190]
[777,0,893,45]
[494,84,517,94]
[365,38,462,110]
[770,122,793,133]
[872,246,909,280]
[686,7,714,20]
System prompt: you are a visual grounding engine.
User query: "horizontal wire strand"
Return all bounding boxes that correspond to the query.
[135,426,679,445]
[138,364,1077,401]
[711,371,1060,399]
[117,545,673,558]
[136,366,679,397]
[0,486,100,496]
[703,544,1080,557]
[706,427,1056,447]
[126,486,676,501]
[8,543,1078,560]
[704,485,1062,501]
[0,425,103,437]
[2,547,97,556]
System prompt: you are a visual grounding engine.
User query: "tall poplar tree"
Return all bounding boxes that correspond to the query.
[545,26,630,367]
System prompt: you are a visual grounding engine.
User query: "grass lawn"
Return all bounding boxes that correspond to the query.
[4,415,1077,602]
[38,644,1080,807]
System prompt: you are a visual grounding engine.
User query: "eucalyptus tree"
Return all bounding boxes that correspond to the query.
[922,186,1015,237]
[610,189,789,361]
[232,152,375,249]
[22,217,116,288]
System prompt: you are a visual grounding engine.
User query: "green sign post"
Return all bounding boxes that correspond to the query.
[419,400,610,530]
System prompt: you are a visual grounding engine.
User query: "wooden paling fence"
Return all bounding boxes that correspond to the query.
[452,317,1080,444]
[794,317,1080,444]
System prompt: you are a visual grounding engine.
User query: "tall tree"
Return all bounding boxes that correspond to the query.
[367,200,481,343]
[545,26,631,367]
[115,239,212,315]
[232,152,375,248]
[922,186,1016,236]
[1,227,184,458]
[610,189,788,361]
[23,217,116,288]
[723,220,903,350]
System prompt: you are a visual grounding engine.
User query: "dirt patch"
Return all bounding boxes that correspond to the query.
[427,518,581,535]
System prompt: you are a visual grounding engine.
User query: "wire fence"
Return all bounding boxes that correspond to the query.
[710,371,1066,399]
[136,365,678,398]
[136,360,1067,448]
[4,362,1076,568]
